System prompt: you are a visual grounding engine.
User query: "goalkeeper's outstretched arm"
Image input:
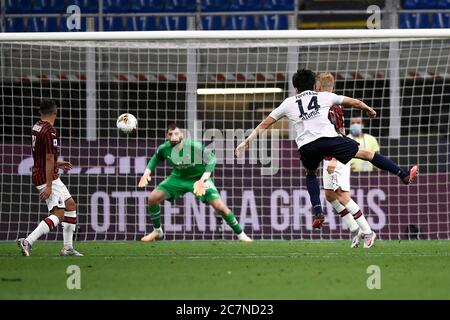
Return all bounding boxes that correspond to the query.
[235,116,277,157]
[138,148,164,188]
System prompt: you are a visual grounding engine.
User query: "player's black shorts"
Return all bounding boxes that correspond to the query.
[298,136,360,171]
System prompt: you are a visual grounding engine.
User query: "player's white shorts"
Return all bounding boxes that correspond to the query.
[36,178,72,211]
[322,159,351,192]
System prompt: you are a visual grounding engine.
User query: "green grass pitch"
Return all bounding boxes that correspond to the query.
[0,240,449,299]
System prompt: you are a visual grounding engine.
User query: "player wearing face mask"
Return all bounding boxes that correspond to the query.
[348,117,380,172]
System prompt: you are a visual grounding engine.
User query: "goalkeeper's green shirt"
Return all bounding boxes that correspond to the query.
[146,139,217,179]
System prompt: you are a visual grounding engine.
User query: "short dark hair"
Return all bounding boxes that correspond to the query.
[40,99,57,115]
[167,122,179,132]
[292,69,316,93]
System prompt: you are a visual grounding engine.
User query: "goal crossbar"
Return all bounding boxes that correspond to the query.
[1,29,450,41]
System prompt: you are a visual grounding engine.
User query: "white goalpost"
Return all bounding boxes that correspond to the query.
[1,29,449,241]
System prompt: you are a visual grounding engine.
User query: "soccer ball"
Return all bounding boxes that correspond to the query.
[116,113,137,134]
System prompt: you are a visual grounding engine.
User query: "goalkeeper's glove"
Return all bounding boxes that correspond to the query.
[193,180,207,197]
[138,169,152,188]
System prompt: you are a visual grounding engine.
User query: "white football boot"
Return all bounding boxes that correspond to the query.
[17,238,31,257]
[60,247,84,256]
[350,228,364,248]
[237,232,253,242]
[363,232,377,249]
[141,228,164,242]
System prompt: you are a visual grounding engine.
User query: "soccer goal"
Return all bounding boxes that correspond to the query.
[1,29,449,241]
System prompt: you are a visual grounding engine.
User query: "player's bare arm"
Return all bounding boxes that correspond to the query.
[235,116,277,157]
[341,97,376,118]
[40,153,55,200]
[56,160,72,171]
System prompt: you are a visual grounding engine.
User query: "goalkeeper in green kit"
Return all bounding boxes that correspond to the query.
[138,123,253,242]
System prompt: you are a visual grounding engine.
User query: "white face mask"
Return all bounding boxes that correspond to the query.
[350,123,363,136]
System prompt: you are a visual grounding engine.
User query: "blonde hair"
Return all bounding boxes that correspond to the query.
[316,72,335,92]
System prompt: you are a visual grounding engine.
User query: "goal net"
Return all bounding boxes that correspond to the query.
[1,30,449,241]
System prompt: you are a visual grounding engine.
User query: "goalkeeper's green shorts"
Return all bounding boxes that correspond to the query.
[156,175,220,203]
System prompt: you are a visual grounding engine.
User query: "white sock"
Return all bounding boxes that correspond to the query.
[345,199,372,234]
[62,223,75,249]
[342,214,360,233]
[154,227,163,233]
[331,199,346,212]
[331,200,359,232]
[26,214,60,246]
[62,211,77,249]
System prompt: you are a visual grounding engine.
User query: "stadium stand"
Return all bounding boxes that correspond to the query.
[400,0,450,29]
[225,15,256,30]
[130,0,165,12]
[200,16,223,30]
[400,12,431,28]
[33,0,66,13]
[126,16,157,31]
[437,0,450,9]
[229,0,264,11]
[201,0,231,12]
[165,0,197,12]
[71,0,98,13]
[28,17,59,32]
[258,15,289,30]
[403,0,437,9]
[103,0,130,13]
[5,0,32,13]
[2,0,450,33]
[1,0,295,32]
[4,17,26,32]
[103,16,124,32]
[159,16,188,31]
[263,0,295,10]
[60,16,99,32]
[432,13,450,28]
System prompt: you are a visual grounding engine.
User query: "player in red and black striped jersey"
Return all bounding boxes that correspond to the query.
[31,118,60,186]
[17,99,83,257]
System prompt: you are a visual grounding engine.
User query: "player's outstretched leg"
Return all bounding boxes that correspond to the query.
[356,148,419,185]
[141,189,166,242]
[18,209,63,256]
[60,197,83,257]
[306,170,325,228]
[209,199,253,242]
